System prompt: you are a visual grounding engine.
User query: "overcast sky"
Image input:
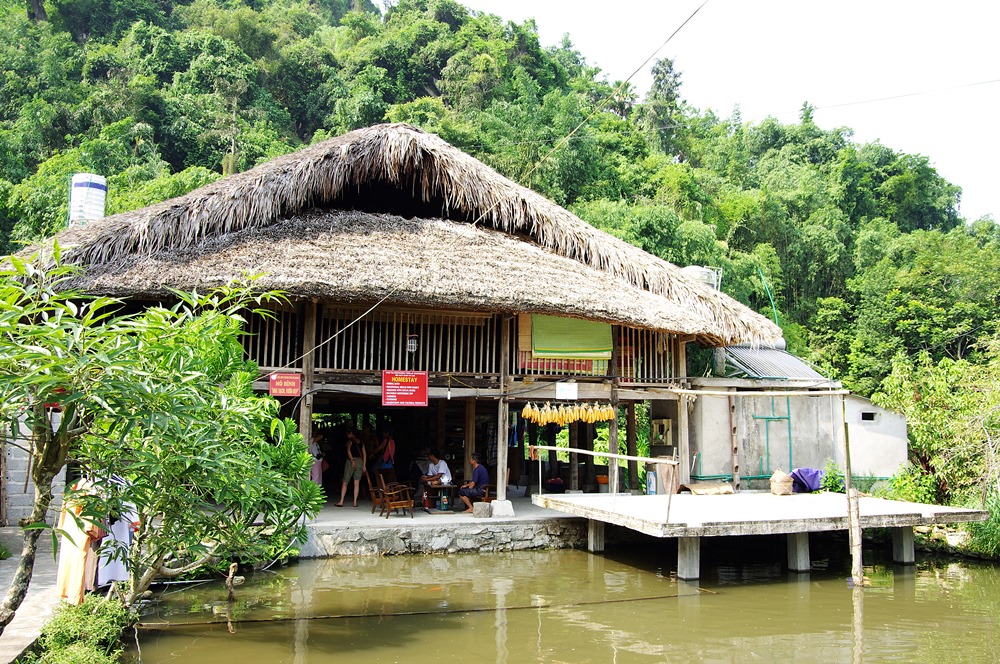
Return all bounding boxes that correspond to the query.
[460,0,999,222]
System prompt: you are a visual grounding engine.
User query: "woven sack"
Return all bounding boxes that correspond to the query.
[769,468,793,496]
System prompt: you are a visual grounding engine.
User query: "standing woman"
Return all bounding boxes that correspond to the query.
[336,428,367,507]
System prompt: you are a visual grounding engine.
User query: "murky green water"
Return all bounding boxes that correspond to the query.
[130,537,1000,663]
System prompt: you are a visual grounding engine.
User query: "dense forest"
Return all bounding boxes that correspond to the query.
[2,0,999,535]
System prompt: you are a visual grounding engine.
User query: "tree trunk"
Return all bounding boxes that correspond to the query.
[0,469,55,636]
[26,0,47,22]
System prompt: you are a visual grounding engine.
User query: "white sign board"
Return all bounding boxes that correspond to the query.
[555,382,579,401]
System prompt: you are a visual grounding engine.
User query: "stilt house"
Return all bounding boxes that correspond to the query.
[7,123,783,518]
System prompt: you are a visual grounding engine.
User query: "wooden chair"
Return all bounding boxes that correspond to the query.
[365,471,385,515]
[483,468,510,504]
[378,473,414,519]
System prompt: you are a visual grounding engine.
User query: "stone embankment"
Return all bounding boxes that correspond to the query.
[301,518,587,557]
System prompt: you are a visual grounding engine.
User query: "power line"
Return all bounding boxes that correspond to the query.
[266,2,710,379]
[815,77,1000,112]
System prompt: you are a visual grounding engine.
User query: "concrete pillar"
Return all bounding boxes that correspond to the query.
[587,520,605,553]
[677,536,700,580]
[892,526,915,564]
[787,532,810,572]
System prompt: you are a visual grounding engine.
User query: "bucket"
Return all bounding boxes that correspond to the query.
[596,475,609,493]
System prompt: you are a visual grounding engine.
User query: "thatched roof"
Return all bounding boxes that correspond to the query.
[42,123,781,347]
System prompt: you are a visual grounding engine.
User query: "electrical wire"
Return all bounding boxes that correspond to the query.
[137,587,712,629]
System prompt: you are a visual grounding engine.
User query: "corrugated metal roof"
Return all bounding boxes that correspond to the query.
[726,347,827,380]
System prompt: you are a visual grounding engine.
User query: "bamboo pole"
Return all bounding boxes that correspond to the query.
[841,394,864,588]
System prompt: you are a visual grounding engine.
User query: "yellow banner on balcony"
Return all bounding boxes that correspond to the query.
[531,315,612,359]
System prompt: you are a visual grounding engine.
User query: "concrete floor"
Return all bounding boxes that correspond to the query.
[532,491,988,537]
[0,531,58,664]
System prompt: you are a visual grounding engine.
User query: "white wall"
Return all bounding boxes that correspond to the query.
[689,386,907,481]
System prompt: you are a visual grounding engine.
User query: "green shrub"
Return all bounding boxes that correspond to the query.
[37,595,135,657]
[966,491,1000,558]
[0,543,11,560]
[883,464,939,504]
[820,460,845,493]
[36,642,121,664]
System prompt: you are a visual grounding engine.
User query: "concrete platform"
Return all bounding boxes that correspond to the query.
[301,496,587,557]
[531,491,987,538]
[532,491,989,579]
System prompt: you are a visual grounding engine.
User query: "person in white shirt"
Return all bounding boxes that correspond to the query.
[418,451,452,503]
[421,451,452,486]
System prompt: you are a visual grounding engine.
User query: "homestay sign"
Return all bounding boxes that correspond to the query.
[382,370,428,407]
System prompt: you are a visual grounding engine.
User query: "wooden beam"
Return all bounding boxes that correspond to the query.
[298,301,317,444]
[626,403,638,491]
[465,397,476,482]
[497,315,511,501]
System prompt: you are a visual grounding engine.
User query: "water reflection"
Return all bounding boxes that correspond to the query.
[131,543,1000,663]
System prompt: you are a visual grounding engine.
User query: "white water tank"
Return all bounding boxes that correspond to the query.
[681,265,721,290]
[68,173,107,227]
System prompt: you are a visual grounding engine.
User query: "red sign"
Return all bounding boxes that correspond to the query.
[382,370,428,407]
[269,373,301,397]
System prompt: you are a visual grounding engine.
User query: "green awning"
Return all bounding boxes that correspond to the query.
[531,315,612,359]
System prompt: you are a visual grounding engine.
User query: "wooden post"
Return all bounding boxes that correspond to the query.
[729,394,740,490]
[546,424,557,481]
[626,403,638,491]
[841,394,863,587]
[569,422,579,491]
[676,338,691,485]
[608,334,620,494]
[678,395,691,485]
[583,422,595,489]
[298,301,317,443]
[464,397,476,482]
[436,400,446,454]
[497,315,511,501]
[525,421,538,497]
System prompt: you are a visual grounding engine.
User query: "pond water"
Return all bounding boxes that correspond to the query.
[130,536,1000,663]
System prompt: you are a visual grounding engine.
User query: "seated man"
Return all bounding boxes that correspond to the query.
[419,451,452,491]
[458,452,490,513]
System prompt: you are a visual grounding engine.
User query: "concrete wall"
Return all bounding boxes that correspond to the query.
[3,416,65,527]
[688,382,906,482]
[301,518,588,557]
[837,395,908,477]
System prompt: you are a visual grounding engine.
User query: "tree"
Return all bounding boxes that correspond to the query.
[0,246,321,632]
[640,58,684,157]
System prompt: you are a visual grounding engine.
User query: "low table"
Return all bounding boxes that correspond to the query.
[425,483,458,511]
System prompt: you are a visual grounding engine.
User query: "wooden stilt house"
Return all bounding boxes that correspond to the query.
[41,123,781,501]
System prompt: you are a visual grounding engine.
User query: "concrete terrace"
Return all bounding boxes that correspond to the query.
[532,491,988,579]
[301,495,588,557]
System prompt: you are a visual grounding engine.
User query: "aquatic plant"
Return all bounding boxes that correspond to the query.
[965,490,1000,558]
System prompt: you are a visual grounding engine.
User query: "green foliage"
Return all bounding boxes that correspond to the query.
[0,0,991,524]
[965,490,1000,558]
[0,249,323,611]
[882,464,940,504]
[36,595,134,661]
[818,460,845,493]
[0,543,10,560]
